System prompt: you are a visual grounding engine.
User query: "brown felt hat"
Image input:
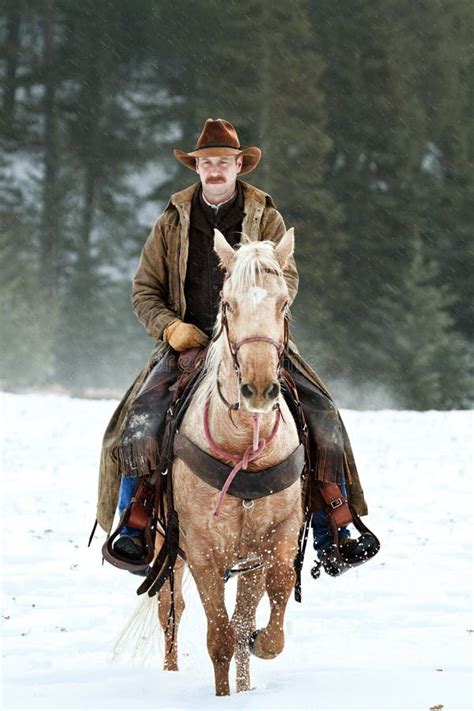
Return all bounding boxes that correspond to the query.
[173,118,261,176]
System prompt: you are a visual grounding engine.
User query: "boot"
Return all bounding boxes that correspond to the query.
[112,535,151,577]
[311,532,380,578]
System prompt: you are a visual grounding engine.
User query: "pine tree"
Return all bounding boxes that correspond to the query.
[370,236,471,409]
[0,152,58,385]
[309,1,433,385]
[412,0,474,341]
[52,0,161,388]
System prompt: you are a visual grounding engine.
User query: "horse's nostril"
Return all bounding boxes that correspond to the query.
[266,382,280,401]
[241,383,254,399]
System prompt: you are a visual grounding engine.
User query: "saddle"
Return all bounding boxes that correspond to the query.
[98,345,378,600]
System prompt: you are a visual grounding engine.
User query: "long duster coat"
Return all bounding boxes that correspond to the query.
[96,180,368,533]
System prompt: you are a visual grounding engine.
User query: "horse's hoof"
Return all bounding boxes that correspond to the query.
[248,629,262,656]
[237,684,255,693]
[249,629,280,659]
[163,662,179,671]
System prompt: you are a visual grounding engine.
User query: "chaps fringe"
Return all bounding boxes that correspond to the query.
[118,437,159,478]
[315,446,344,485]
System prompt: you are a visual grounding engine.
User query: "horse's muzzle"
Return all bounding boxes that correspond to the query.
[240,381,280,411]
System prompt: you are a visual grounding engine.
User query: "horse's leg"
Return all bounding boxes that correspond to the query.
[189,560,235,696]
[250,533,298,660]
[231,567,266,693]
[157,557,186,671]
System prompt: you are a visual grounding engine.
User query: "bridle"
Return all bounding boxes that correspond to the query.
[211,276,290,416]
[204,268,290,516]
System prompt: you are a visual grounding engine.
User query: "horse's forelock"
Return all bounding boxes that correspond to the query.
[225,241,283,295]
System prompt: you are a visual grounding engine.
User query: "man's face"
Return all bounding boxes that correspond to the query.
[195,154,243,202]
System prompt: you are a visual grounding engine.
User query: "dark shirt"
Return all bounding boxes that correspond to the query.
[183,183,244,336]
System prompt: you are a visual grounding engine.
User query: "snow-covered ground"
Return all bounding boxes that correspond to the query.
[1,392,472,711]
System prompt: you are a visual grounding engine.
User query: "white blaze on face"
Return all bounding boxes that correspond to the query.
[248,286,268,307]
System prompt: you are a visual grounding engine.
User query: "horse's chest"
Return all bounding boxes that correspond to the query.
[173,459,301,552]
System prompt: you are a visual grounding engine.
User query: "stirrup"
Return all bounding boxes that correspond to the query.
[103,520,155,572]
[223,555,264,583]
[102,481,157,572]
[312,531,380,578]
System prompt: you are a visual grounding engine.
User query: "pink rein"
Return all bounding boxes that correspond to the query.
[204,399,281,516]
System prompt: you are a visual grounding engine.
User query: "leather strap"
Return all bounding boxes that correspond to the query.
[318,482,353,528]
[173,433,305,500]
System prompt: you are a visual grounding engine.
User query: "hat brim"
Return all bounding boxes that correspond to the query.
[173,146,261,176]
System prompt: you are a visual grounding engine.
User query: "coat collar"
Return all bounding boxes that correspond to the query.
[167,180,276,213]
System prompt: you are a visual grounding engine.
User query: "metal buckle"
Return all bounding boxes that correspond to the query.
[330,497,343,509]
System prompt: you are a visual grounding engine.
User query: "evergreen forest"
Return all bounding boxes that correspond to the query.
[1,0,472,409]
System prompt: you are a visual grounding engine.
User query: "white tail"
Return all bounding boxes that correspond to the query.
[111,567,191,666]
[112,595,161,665]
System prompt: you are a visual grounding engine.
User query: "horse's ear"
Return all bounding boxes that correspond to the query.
[213,228,235,269]
[275,228,295,268]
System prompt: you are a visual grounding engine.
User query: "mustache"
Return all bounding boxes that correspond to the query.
[206,177,226,184]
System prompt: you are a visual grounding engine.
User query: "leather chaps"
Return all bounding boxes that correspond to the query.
[118,350,347,498]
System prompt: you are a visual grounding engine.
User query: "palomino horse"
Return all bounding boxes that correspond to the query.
[157,228,303,696]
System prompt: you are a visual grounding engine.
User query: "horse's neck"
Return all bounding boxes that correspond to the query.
[183,358,299,467]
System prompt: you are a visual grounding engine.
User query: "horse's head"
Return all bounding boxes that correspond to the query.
[213,228,295,413]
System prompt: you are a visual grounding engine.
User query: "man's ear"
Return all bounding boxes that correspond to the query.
[213,229,235,270]
[275,228,295,268]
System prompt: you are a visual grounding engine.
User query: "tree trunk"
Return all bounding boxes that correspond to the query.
[39,0,60,295]
[3,2,22,126]
[258,3,273,193]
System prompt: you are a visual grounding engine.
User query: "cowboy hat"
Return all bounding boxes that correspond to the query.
[173,118,261,176]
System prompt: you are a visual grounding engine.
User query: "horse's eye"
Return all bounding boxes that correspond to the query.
[223,301,232,314]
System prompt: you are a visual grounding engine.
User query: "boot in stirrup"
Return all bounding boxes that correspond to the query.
[311,531,380,578]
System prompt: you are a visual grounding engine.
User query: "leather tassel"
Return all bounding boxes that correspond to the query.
[118,437,159,477]
[314,446,344,484]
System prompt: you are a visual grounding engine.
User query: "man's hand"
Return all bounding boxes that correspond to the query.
[163,320,209,352]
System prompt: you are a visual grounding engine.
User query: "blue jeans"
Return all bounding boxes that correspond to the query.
[311,480,351,550]
[119,474,350,547]
[118,476,141,537]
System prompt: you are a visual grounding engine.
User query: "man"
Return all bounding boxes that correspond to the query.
[96,118,379,577]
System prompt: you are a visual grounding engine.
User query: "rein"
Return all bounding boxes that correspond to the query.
[204,399,282,516]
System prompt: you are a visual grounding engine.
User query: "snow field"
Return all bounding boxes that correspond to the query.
[1,393,472,710]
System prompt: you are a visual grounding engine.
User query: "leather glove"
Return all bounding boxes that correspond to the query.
[163,320,209,352]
